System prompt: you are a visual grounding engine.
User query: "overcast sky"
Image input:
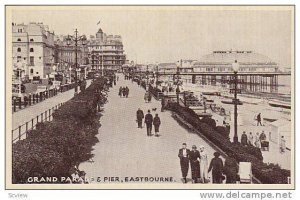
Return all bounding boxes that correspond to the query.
[11,6,293,68]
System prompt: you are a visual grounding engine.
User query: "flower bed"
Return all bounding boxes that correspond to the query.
[12,78,108,184]
[165,102,290,184]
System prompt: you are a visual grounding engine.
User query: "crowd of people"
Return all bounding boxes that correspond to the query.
[136,108,161,137]
[179,143,240,184]
[119,86,129,98]
[240,130,286,153]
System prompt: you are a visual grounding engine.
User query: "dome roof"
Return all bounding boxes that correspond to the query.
[97,28,103,33]
[196,51,276,65]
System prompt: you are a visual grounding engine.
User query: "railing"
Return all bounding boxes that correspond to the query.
[12,83,75,113]
[12,102,64,143]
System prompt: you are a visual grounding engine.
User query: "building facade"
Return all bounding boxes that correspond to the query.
[88,28,126,71]
[54,35,89,73]
[12,22,56,80]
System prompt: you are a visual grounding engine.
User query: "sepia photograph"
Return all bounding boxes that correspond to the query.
[5,5,295,190]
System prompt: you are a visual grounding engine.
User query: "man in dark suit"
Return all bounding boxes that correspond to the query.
[144,110,153,136]
[178,143,190,183]
[136,108,144,128]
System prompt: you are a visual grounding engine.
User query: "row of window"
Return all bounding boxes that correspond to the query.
[16,56,36,66]
[16,38,34,42]
[17,47,34,52]
[91,46,123,50]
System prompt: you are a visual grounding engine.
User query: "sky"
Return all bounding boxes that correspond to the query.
[10,6,293,68]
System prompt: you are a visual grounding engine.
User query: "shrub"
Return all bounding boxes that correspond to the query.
[12,78,108,184]
[215,126,230,139]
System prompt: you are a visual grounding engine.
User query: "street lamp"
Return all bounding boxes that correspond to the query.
[232,60,240,143]
[66,29,87,95]
[155,62,159,88]
[176,60,182,103]
[146,64,149,92]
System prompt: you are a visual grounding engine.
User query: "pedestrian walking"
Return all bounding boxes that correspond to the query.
[259,131,267,141]
[144,110,153,136]
[153,113,161,137]
[256,113,263,126]
[161,97,165,112]
[223,153,238,184]
[125,86,129,98]
[144,92,149,103]
[280,136,286,153]
[189,145,201,183]
[259,131,268,150]
[93,89,102,112]
[241,131,248,146]
[199,146,209,183]
[208,152,224,184]
[254,132,261,148]
[178,143,190,183]
[119,86,123,97]
[136,108,144,128]
[148,93,152,102]
[122,87,127,97]
[248,132,254,146]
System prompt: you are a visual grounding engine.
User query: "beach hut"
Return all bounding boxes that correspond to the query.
[269,119,291,149]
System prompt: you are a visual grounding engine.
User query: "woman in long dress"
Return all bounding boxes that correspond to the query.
[199,146,208,183]
[189,145,201,183]
[254,132,261,148]
[248,132,254,146]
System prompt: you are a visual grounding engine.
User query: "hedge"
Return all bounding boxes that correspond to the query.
[165,102,290,184]
[12,78,109,184]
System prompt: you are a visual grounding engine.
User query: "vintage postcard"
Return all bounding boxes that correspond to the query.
[5,5,295,189]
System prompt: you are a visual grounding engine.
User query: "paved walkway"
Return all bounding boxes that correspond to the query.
[79,75,224,184]
[12,81,91,140]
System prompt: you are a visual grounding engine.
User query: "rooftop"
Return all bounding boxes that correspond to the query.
[195,51,277,65]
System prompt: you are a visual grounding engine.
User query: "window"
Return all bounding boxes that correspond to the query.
[30,48,34,52]
[17,56,22,62]
[17,48,21,52]
[17,38,21,42]
[30,39,34,42]
[30,69,34,74]
[29,56,34,66]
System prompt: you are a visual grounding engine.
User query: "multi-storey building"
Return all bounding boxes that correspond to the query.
[12,22,56,80]
[88,28,126,71]
[54,35,89,73]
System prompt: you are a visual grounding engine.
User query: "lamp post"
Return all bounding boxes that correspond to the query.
[232,60,240,143]
[155,62,159,88]
[66,29,87,95]
[176,59,182,103]
[146,64,149,92]
[16,61,24,96]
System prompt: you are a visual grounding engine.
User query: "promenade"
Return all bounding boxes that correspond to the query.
[12,80,91,140]
[79,75,223,184]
